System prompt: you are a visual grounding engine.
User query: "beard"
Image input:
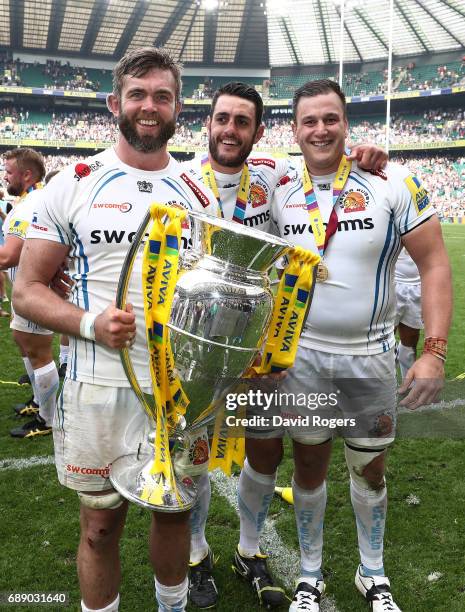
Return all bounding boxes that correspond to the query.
[118,112,176,153]
[6,183,21,197]
[208,134,254,169]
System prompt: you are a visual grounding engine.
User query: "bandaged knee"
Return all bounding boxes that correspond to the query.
[77,490,124,510]
[344,443,386,490]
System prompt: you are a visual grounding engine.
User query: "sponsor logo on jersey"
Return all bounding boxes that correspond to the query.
[244,210,270,227]
[8,219,29,238]
[284,202,306,209]
[90,229,192,250]
[66,463,110,478]
[277,175,291,187]
[341,189,368,213]
[248,158,276,169]
[31,223,48,232]
[317,183,331,191]
[404,175,430,214]
[283,217,374,236]
[249,181,268,208]
[137,180,153,193]
[188,437,209,465]
[180,173,210,208]
[74,160,103,181]
[92,202,133,213]
[368,168,388,181]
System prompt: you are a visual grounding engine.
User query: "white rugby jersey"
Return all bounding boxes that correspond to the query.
[4,188,44,283]
[27,148,218,386]
[271,161,435,355]
[181,154,293,231]
[394,247,420,285]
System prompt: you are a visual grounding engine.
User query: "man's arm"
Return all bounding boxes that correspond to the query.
[0,235,23,270]
[398,216,452,409]
[13,238,136,349]
[346,143,388,171]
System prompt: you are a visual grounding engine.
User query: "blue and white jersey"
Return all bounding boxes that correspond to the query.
[27,148,218,386]
[271,161,435,355]
[182,153,293,232]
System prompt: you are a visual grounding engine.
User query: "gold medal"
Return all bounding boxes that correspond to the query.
[316,261,329,283]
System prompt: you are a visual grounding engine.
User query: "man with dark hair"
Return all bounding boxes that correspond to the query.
[0,147,59,437]
[260,78,451,611]
[13,47,217,612]
[182,80,390,610]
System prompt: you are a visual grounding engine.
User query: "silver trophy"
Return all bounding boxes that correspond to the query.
[110,207,299,512]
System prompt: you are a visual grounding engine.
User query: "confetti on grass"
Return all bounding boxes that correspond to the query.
[406,494,421,505]
[427,572,443,582]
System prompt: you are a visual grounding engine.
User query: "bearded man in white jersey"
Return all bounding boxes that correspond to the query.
[183,81,390,609]
[259,79,451,612]
[13,47,218,612]
[0,148,59,438]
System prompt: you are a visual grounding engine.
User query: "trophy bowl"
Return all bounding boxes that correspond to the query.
[109,205,302,512]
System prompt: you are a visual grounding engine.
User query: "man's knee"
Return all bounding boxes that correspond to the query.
[78,491,127,549]
[345,443,387,491]
[245,437,283,474]
[293,438,332,488]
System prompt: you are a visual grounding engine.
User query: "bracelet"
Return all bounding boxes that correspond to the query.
[423,336,447,362]
[79,312,97,341]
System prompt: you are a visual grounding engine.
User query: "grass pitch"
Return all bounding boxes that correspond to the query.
[0,224,464,611]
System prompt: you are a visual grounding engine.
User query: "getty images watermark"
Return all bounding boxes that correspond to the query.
[224,389,357,428]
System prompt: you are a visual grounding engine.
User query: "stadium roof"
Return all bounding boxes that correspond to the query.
[3,0,465,68]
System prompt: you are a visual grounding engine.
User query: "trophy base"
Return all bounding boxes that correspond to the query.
[110,453,197,512]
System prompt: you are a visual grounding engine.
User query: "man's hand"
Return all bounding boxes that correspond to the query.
[50,262,73,299]
[398,353,445,410]
[347,143,388,171]
[94,302,136,349]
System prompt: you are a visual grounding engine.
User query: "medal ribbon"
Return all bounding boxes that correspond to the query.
[201,156,250,224]
[302,156,351,257]
[141,203,187,505]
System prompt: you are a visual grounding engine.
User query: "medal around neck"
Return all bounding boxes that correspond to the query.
[110,203,319,512]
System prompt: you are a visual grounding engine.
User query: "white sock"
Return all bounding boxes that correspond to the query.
[34,361,59,426]
[23,357,39,404]
[350,477,386,573]
[81,594,119,612]
[238,458,276,557]
[397,342,416,380]
[292,479,326,577]
[190,472,211,564]
[155,577,188,611]
[59,344,69,366]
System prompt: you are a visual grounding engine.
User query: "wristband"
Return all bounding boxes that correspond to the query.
[423,336,447,362]
[79,312,97,341]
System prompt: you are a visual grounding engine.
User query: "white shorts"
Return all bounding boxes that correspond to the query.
[395,282,423,329]
[247,346,397,449]
[10,303,53,335]
[54,379,152,492]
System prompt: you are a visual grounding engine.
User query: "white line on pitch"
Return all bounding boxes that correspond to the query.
[0,454,54,471]
[210,470,340,612]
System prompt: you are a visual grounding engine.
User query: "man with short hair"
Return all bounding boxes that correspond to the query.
[260,79,451,611]
[0,148,59,437]
[182,81,390,609]
[13,47,218,612]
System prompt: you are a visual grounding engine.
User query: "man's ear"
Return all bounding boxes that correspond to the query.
[292,120,297,140]
[107,93,120,117]
[206,115,211,136]
[253,123,265,145]
[175,100,182,119]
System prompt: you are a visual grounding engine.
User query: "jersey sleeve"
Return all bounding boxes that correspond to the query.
[26,170,75,247]
[388,162,436,235]
[6,205,30,240]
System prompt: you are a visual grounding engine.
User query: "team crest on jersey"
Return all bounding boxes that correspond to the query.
[404,175,430,214]
[137,180,153,193]
[249,181,268,208]
[167,201,190,229]
[248,158,276,169]
[341,189,369,213]
[74,161,103,181]
[188,437,209,465]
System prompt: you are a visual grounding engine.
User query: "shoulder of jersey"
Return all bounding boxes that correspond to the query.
[247,153,278,171]
[355,160,408,183]
[71,149,115,183]
[274,159,301,189]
